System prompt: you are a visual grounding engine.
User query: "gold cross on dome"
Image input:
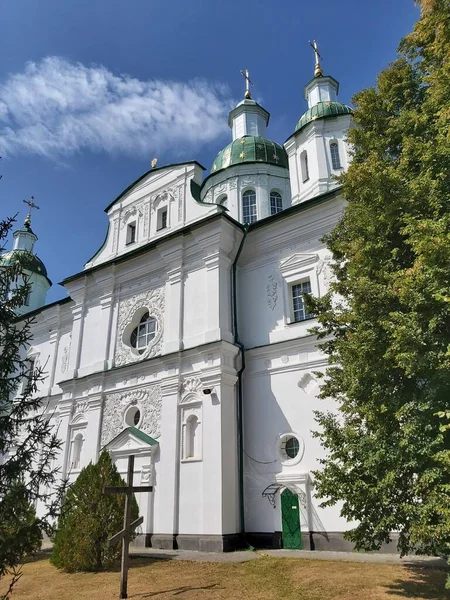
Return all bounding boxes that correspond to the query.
[240,69,254,99]
[151,157,158,168]
[309,40,323,78]
[23,196,40,225]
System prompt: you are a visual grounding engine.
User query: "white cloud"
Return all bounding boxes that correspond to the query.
[0,57,232,159]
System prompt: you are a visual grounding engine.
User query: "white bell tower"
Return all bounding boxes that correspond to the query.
[284,41,353,204]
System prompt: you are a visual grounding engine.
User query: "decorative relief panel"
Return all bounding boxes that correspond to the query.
[112,219,119,253]
[101,385,162,447]
[266,273,279,311]
[228,177,238,190]
[120,204,143,229]
[61,335,71,374]
[316,257,335,289]
[239,176,257,191]
[177,185,183,221]
[115,287,165,367]
[151,188,175,212]
[143,201,150,237]
[180,376,203,403]
[71,399,90,419]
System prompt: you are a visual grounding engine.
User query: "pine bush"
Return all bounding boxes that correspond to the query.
[51,451,139,572]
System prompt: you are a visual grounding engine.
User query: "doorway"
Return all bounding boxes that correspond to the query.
[281,488,302,549]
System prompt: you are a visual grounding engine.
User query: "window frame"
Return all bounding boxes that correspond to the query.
[330,141,342,170]
[130,312,157,354]
[278,432,304,466]
[126,221,137,245]
[291,279,314,323]
[242,189,257,224]
[279,253,320,327]
[270,190,283,215]
[157,207,168,231]
[300,150,309,183]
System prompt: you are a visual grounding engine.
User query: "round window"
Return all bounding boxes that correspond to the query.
[279,434,302,462]
[125,406,141,427]
[130,312,157,354]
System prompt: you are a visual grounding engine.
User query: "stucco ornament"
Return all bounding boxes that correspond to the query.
[101,385,162,447]
[115,287,165,367]
[316,256,335,289]
[71,399,90,419]
[266,274,278,311]
[61,337,71,374]
[180,376,203,403]
[151,188,175,212]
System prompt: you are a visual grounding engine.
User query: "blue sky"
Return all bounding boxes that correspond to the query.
[0,0,419,302]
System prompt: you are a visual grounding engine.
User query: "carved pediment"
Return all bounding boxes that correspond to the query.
[104,427,158,453]
[279,253,318,275]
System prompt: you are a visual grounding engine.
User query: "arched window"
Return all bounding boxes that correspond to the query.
[71,433,84,470]
[130,312,157,354]
[301,151,309,183]
[185,415,199,459]
[330,142,341,170]
[242,190,257,224]
[270,191,283,215]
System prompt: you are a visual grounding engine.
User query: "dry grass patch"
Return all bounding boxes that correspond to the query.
[1,554,449,599]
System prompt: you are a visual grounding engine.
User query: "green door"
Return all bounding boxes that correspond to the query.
[281,489,302,549]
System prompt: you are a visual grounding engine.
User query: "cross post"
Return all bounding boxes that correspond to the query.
[104,454,153,599]
[22,196,40,226]
[309,40,323,78]
[240,69,254,99]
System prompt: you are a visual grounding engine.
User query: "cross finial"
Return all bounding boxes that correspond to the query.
[22,196,40,227]
[309,40,323,78]
[240,69,254,99]
[151,157,158,168]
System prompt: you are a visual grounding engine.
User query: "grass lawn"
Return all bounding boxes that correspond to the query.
[1,554,449,600]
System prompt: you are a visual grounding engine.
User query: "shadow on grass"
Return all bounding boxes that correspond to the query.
[386,566,450,599]
[130,583,221,598]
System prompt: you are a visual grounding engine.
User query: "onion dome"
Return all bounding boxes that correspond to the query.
[294,101,353,133]
[211,136,288,174]
[0,249,50,282]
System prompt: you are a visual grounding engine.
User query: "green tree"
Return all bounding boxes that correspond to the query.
[309,0,450,565]
[0,216,63,599]
[51,451,139,572]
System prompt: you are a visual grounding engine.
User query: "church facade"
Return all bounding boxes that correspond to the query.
[2,57,379,552]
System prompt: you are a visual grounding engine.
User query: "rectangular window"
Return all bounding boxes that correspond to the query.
[126,222,136,245]
[292,280,313,322]
[300,150,309,183]
[242,191,257,224]
[330,142,341,170]
[157,208,168,230]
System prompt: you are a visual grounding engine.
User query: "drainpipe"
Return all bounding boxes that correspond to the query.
[232,226,248,538]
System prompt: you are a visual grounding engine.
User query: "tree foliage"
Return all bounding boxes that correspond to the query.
[0,216,63,599]
[51,451,139,572]
[309,0,450,562]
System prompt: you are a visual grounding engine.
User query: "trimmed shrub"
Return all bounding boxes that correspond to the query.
[51,451,139,572]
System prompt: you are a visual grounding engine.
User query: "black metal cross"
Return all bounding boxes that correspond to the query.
[104,454,153,599]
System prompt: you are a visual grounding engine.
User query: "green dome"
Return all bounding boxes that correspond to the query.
[0,249,48,278]
[211,136,288,174]
[295,101,353,133]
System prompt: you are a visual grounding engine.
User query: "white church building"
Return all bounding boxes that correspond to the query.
[2,54,389,552]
